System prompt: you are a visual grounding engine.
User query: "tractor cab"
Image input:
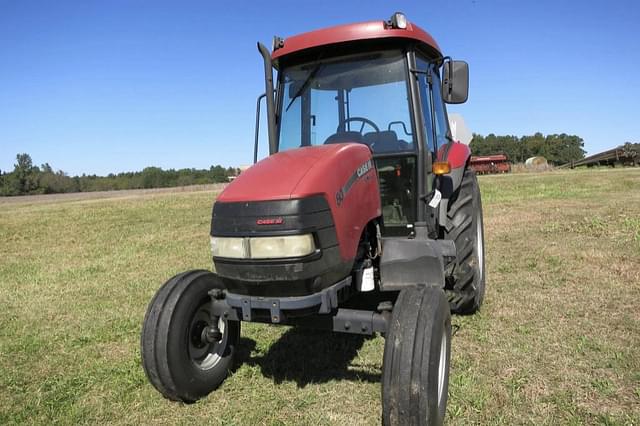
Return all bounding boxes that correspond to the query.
[277,50,418,234]
[258,13,469,237]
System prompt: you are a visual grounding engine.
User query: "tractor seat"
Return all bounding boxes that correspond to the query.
[323,131,365,145]
[364,131,412,153]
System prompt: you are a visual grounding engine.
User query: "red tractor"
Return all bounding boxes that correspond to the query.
[141,12,485,425]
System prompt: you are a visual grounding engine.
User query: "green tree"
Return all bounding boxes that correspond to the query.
[544,134,585,164]
[141,167,166,188]
[209,165,228,183]
[38,169,78,194]
[12,153,39,194]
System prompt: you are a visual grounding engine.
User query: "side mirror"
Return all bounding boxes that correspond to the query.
[441,60,469,104]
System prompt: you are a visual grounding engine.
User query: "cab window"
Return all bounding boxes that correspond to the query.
[416,57,450,156]
[277,51,415,155]
[429,65,450,150]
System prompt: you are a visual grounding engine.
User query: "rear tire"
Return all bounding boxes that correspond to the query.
[444,168,486,314]
[141,270,240,403]
[382,286,452,425]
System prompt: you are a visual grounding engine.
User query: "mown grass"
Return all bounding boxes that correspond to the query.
[1,168,639,424]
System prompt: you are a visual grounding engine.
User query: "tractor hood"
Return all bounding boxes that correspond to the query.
[217,144,367,203]
[212,143,381,288]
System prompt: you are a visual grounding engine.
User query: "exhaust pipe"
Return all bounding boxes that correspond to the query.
[257,42,278,155]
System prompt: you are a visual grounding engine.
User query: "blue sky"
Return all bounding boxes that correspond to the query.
[1,0,639,176]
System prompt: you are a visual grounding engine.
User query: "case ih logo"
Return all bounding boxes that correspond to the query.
[256,217,284,225]
[356,159,373,177]
[336,159,373,207]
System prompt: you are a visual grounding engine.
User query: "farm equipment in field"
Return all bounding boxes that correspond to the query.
[558,142,640,168]
[141,12,485,425]
[470,154,511,174]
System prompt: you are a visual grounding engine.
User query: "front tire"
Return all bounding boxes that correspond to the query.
[141,270,240,403]
[444,168,486,314]
[382,286,452,425]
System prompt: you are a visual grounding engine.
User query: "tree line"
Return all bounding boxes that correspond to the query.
[0,153,240,196]
[470,133,586,164]
[1,134,588,196]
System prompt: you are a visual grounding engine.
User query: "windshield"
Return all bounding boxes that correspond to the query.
[277,51,415,154]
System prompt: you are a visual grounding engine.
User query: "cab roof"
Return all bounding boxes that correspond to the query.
[271,19,442,63]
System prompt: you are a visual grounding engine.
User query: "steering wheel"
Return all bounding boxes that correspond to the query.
[337,117,380,134]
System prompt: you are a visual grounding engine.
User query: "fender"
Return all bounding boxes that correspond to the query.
[379,236,456,291]
[436,141,471,231]
[437,141,470,195]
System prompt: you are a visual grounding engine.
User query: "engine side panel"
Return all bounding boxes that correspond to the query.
[290,143,381,261]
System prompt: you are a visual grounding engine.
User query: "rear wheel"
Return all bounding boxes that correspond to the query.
[444,168,486,314]
[382,286,451,425]
[141,270,240,403]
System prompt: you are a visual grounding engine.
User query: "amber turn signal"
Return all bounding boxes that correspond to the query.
[432,161,451,175]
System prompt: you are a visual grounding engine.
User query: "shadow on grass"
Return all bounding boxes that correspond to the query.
[236,328,380,388]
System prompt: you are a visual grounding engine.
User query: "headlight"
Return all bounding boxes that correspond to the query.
[210,236,246,259]
[249,234,315,259]
[210,234,316,259]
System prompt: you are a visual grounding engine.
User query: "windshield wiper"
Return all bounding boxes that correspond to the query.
[285,63,323,112]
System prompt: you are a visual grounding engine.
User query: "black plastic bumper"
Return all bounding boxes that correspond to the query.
[211,195,352,297]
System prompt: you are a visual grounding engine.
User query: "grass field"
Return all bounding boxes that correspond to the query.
[1,168,639,425]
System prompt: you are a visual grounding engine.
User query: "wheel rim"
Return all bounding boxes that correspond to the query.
[476,208,484,281]
[188,302,225,371]
[437,327,448,406]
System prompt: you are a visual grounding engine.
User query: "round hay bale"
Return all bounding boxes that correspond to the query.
[525,156,548,167]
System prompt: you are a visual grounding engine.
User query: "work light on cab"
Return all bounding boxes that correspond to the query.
[389,12,408,29]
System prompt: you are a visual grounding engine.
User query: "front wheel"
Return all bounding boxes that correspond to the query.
[140,270,240,403]
[382,286,452,425]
